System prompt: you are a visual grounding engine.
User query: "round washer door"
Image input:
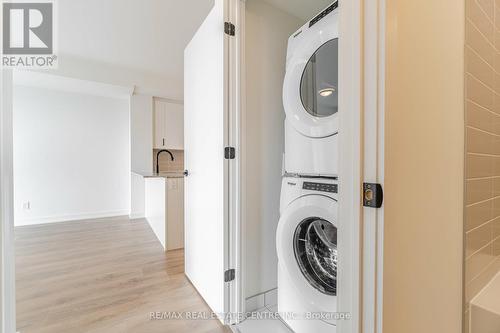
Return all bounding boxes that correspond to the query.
[283,14,339,138]
[294,215,337,296]
[277,194,338,323]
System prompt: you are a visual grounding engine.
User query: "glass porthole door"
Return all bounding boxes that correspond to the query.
[300,39,339,118]
[293,217,338,295]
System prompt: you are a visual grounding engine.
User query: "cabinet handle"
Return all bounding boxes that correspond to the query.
[163,138,165,146]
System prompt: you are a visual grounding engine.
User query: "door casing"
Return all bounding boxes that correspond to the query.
[1,68,16,333]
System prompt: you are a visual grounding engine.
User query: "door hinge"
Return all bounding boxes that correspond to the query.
[224,269,235,282]
[224,147,236,159]
[224,22,235,36]
[363,183,383,208]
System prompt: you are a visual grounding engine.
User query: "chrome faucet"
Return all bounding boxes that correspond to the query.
[156,150,174,173]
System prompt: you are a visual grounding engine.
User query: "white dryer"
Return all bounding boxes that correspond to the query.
[277,176,338,333]
[283,2,339,177]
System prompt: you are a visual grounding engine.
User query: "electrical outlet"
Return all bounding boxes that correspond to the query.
[23,201,30,210]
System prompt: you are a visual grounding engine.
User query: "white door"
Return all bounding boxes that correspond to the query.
[184,0,240,324]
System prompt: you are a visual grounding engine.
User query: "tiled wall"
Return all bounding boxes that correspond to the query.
[153,149,184,173]
[465,0,500,326]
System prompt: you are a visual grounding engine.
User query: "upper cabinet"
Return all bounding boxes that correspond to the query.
[154,99,184,150]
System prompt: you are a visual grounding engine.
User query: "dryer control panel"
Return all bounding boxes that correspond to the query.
[303,182,338,193]
[309,1,338,27]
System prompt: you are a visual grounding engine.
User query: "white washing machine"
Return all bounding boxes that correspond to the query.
[283,2,339,177]
[277,176,338,333]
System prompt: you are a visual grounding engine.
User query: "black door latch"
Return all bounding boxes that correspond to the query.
[224,147,235,160]
[363,183,383,208]
[224,269,235,282]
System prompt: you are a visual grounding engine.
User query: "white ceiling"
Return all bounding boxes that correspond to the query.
[260,0,334,21]
[58,0,214,89]
[55,0,331,97]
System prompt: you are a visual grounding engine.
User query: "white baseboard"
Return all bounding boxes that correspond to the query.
[14,210,130,226]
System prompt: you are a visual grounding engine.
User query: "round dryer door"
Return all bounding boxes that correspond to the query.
[294,217,337,296]
[300,39,338,119]
[283,12,339,138]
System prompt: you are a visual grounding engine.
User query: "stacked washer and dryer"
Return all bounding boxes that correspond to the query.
[277,2,339,333]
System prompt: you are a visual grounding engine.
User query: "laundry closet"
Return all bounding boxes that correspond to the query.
[242,4,340,333]
[183,0,345,329]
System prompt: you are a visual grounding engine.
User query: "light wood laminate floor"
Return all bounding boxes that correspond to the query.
[15,216,230,333]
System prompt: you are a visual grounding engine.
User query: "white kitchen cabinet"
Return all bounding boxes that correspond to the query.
[154,101,167,149]
[154,99,184,150]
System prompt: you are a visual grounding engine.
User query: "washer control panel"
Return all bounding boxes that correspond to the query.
[303,182,338,193]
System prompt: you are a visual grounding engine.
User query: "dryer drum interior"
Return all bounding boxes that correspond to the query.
[293,217,338,295]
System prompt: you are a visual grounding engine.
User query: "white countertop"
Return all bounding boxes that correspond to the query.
[132,171,185,179]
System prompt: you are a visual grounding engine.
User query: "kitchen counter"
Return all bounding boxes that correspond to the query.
[130,171,185,251]
[132,171,185,179]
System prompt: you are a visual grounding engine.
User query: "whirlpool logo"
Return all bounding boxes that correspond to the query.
[2,0,57,68]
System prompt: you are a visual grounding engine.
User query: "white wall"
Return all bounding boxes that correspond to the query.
[243,1,302,299]
[130,172,146,219]
[129,94,153,219]
[13,86,130,226]
[130,93,153,173]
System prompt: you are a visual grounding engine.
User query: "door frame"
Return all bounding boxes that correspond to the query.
[362,0,386,332]
[225,0,244,324]
[338,0,385,332]
[337,0,362,331]
[1,68,16,333]
[183,0,243,324]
